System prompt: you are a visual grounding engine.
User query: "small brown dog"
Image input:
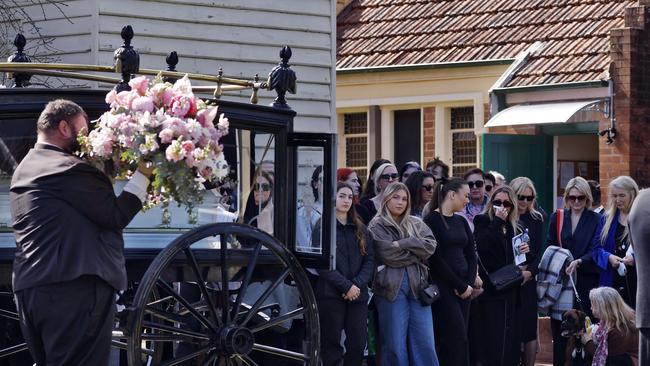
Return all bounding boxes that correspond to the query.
[560,309,592,366]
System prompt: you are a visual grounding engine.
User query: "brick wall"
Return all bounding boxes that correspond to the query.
[422,107,436,164]
[606,3,650,190]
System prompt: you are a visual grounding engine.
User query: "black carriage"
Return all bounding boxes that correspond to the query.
[0,27,335,366]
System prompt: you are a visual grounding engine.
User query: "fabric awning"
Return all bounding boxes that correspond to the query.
[485,100,604,127]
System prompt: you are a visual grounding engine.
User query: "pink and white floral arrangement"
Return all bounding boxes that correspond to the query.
[79,75,229,213]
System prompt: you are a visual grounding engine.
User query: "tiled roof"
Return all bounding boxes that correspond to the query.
[337,0,635,87]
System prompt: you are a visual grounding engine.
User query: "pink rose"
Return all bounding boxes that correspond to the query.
[150,83,174,107]
[115,90,139,110]
[105,90,117,106]
[131,96,154,113]
[196,107,216,128]
[158,128,174,144]
[169,95,190,117]
[181,141,195,155]
[128,76,149,95]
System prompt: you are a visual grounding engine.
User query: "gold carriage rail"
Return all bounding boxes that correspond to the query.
[2,25,297,108]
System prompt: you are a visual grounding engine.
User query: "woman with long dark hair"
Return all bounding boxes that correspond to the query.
[315,182,374,366]
[404,171,435,218]
[368,182,439,366]
[474,186,529,366]
[510,177,547,366]
[359,162,398,224]
[398,161,421,182]
[423,178,476,366]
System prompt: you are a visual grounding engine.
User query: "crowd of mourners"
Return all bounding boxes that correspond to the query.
[315,157,643,366]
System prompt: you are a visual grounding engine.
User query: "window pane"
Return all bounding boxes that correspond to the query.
[451,107,474,130]
[344,113,367,134]
[346,136,367,168]
[452,132,476,165]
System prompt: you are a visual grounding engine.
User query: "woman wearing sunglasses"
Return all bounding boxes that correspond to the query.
[547,176,601,366]
[404,171,435,218]
[422,178,477,366]
[510,177,547,366]
[242,169,274,235]
[460,168,488,232]
[473,186,528,366]
[592,176,639,308]
[359,162,398,224]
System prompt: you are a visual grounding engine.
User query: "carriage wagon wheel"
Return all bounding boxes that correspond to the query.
[127,223,320,366]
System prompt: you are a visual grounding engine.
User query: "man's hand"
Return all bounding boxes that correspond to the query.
[455,285,473,300]
[137,161,155,179]
[343,285,361,301]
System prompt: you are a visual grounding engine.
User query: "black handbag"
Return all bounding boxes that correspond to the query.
[477,251,523,292]
[417,263,441,305]
[418,283,441,305]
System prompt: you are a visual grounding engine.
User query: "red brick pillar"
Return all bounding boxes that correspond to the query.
[606,3,650,189]
[422,107,436,165]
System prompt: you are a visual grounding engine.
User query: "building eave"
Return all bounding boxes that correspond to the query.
[336,59,515,75]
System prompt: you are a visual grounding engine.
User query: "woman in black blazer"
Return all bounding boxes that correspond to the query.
[474,186,529,366]
[547,176,601,366]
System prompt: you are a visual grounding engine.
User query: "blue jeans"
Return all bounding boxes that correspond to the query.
[375,272,439,366]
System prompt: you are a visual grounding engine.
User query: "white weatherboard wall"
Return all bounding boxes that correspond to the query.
[5,0,336,133]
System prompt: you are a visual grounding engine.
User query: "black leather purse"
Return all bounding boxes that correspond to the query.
[417,263,441,305]
[483,263,522,292]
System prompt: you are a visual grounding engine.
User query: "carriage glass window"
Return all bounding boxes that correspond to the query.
[121,129,276,248]
[295,146,324,254]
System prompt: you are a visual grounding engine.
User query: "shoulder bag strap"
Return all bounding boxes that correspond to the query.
[556,209,564,248]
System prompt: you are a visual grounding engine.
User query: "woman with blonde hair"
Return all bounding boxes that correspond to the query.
[510,177,547,366]
[473,185,529,366]
[592,176,639,308]
[368,181,439,366]
[547,176,601,365]
[582,287,639,365]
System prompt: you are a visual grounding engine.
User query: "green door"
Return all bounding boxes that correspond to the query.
[482,134,553,214]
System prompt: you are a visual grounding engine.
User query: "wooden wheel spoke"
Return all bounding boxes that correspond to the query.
[200,351,219,366]
[240,268,290,326]
[144,305,188,324]
[237,354,259,366]
[251,307,305,333]
[141,333,198,342]
[159,346,214,366]
[184,247,222,329]
[156,279,215,333]
[142,321,210,341]
[220,235,230,325]
[231,243,261,320]
[252,343,308,361]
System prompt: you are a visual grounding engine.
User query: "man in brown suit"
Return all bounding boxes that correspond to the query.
[629,188,650,366]
[10,99,153,365]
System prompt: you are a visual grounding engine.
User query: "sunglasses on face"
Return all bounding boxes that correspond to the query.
[380,173,399,181]
[467,180,484,189]
[518,195,535,202]
[254,183,272,192]
[422,185,434,192]
[492,200,513,208]
[567,195,586,202]
[485,185,493,192]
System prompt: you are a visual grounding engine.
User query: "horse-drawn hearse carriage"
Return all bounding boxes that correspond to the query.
[0,26,335,365]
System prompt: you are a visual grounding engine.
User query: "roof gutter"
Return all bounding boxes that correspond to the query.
[336,59,514,75]
[491,80,608,94]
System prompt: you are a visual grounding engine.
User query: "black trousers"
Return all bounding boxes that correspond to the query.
[14,275,115,366]
[317,298,368,366]
[551,318,568,366]
[432,285,471,366]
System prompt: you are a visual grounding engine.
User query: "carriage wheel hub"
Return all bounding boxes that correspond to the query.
[219,326,254,355]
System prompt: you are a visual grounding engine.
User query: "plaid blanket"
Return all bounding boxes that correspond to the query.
[537,245,575,320]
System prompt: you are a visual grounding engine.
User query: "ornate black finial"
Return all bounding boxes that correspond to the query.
[163,51,179,83]
[267,45,297,109]
[7,34,32,88]
[113,25,140,92]
[213,67,223,99]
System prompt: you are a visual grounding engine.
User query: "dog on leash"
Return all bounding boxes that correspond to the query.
[560,309,591,366]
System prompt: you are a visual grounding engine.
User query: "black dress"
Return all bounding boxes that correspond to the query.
[424,211,477,366]
[473,214,521,366]
[518,210,547,343]
[613,222,637,308]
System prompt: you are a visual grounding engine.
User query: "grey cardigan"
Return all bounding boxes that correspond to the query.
[368,216,437,301]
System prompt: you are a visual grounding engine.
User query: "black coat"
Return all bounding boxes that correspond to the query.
[315,219,374,303]
[473,214,519,297]
[10,144,142,292]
